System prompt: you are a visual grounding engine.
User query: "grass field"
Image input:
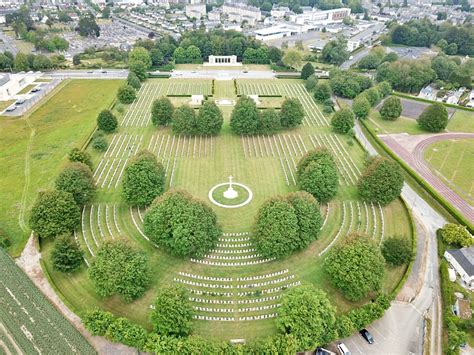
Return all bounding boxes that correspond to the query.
[366,100,473,135]
[0,79,123,256]
[17,84,37,95]
[424,138,474,205]
[38,78,413,341]
[0,99,15,112]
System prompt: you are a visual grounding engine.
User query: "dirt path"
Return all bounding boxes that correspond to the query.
[15,235,135,355]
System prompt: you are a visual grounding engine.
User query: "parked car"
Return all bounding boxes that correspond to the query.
[359,328,374,344]
[15,99,26,105]
[336,342,351,355]
[31,87,41,93]
[5,105,17,112]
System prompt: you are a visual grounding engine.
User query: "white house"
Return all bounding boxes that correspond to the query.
[444,246,474,291]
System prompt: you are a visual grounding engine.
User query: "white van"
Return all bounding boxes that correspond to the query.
[337,343,351,355]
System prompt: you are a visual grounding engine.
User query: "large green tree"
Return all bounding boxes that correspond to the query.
[253,192,322,259]
[150,285,194,337]
[51,235,84,273]
[122,150,165,207]
[171,105,197,135]
[417,102,448,132]
[313,82,331,102]
[297,149,339,203]
[331,108,355,134]
[55,162,95,206]
[259,109,281,134]
[143,190,221,258]
[151,97,174,126]
[128,47,151,81]
[301,62,315,80]
[68,148,93,170]
[325,234,385,301]
[321,37,349,65]
[352,94,371,119]
[97,109,118,133]
[30,190,80,239]
[197,101,223,135]
[358,157,404,205]
[230,96,260,135]
[89,239,151,302]
[379,96,402,121]
[279,98,304,128]
[381,236,413,266]
[117,85,136,104]
[277,286,337,350]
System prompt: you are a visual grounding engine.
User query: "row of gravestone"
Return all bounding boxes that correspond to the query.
[189,295,281,305]
[193,303,280,313]
[205,254,261,260]
[236,281,301,297]
[216,243,252,248]
[175,275,295,290]
[178,272,232,282]
[236,275,295,289]
[211,248,256,255]
[222,232,250,237]
[193,313,278,322]
[177,269,289,283]
[236,269,289,281]
[190,258,275,266]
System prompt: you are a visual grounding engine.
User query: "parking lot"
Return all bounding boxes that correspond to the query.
[387,46,436,60]
[1,79,61,117]
[376,97,457,119]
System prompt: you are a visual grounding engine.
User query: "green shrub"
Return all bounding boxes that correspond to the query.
[381,236,413,266]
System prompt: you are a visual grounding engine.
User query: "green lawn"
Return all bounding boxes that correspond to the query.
[367,110,425,135]
[18,84,37,95]
[38,78,413,342]
[446,110,474,133]
[424,138,474,204]
[0,99,15,112]
[0,79,123,256]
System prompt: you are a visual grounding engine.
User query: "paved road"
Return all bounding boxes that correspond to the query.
[339,122,446,354]
[171,69,276,80]
[341,47,371,70]
[45,69,128,79]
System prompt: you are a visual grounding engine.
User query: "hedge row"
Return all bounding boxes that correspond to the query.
[359,119,473,233]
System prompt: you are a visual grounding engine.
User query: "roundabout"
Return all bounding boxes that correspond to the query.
[208,176,253,209]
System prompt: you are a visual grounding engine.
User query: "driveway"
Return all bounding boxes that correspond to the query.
[46,69,128,80]
[171,69,276,80]
[341,47,371,70]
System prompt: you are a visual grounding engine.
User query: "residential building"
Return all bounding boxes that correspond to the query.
[222,2,261,26]
[346,22,385,51]
[186,3,206,19]
[289,7,350,25]
[270,6,289,18]
[444,246,474,291]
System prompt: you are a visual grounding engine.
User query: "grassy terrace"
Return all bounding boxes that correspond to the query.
[39,78,412,341]
[0,79,123,256]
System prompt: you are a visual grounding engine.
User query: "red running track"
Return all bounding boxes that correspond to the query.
[381,133,474,224]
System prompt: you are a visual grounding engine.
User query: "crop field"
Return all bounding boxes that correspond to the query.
[0,249,95,354]
[424,138,474,205]
[0,79,123,256]
[39,78,412,341]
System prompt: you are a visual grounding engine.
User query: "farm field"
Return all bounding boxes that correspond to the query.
[0,249,95,354]
[424,138,474,205]
[0,79,123,256]
[41,78,413,341]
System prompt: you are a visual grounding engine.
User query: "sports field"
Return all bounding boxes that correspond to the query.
[424,138,474,205]
[40,78,412,341]
[0,79,123,256]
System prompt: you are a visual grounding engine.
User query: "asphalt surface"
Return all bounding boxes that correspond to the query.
[341,47,371,70]
[45,69,128,79]
[341,122,446,355]
[171,69,276,80]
